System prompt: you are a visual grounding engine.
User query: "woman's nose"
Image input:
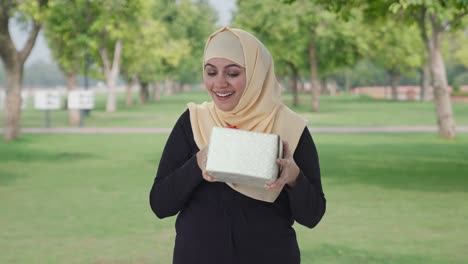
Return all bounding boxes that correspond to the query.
[214,75,228,88]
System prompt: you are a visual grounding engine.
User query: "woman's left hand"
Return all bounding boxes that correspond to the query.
[265,140,300,191]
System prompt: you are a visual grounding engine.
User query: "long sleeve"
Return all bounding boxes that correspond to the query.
[149,110,203,219]
[285,128,326,228]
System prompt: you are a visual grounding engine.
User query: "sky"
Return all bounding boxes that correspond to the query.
[210,0,236,26]
[9,0,236,66]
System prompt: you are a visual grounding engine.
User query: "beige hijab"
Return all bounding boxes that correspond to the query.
[188,26,307,202]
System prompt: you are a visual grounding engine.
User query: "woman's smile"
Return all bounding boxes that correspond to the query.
[213,90,235,99]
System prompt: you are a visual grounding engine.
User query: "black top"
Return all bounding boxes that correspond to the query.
[150,110,326,264]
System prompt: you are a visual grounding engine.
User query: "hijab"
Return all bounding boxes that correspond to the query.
[187,26,307,202]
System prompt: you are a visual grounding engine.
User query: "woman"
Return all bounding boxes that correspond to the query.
[149,27,326,264]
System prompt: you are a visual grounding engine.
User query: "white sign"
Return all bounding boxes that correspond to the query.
[0,90,28,110]
[68,90,94,110]
[34,90,62,110]
[21,91,28,109]
[0,90,4,110]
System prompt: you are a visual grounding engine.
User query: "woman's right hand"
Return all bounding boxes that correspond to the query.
[196,146,217,182]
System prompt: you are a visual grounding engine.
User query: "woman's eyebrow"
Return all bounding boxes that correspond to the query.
[204,63,243,69]
[224,64,242,69]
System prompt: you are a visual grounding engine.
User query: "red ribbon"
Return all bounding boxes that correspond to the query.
[226,125,238,129]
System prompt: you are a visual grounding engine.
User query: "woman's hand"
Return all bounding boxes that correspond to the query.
[196,146,217,182]
[265,140,300,191]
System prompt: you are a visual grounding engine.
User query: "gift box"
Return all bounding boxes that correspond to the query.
[205,127,283,187]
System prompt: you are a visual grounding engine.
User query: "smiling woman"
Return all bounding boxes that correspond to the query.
[149,27,326,264]
[203,29,247,111]
[204,57,246,112]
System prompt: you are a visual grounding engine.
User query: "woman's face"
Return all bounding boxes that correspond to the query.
[204,57,246,112]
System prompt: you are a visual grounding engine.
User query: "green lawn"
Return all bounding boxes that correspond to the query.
[9,90,468,128]
[1,133,467,263]
[291,95,468,127]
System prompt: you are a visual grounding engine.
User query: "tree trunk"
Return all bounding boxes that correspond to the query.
[429,16,456,139]
[139,82,149,104]
[291,70,299,106]
[298,79,304,92]
[0,13,42,140]
[65,71,80,126]
[152,82,161,102]
[431,50,455,138]
[321,78,327,95]
[174,82,182,94]
[417,7,432,103]
[417,9,456,138]
[419,64,431,101]
[291,64,299,107]
[125,82,133,107]
[99,39,122,113]
[125,74,137,108]
[106,75,117,112]
[344,68,351,93]
[164,78,174,95]
[3,65,23,140]
[309,40,320,112]
[389,72,400,101]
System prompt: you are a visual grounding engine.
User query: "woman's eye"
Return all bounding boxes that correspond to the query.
[206,72,217,77]
[227,73,240,77]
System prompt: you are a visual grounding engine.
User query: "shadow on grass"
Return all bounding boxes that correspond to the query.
[0,169,24,186]
[0,145,96,185]
[0,136,96,163]
[319,140,468,193]
[0,146,96,163]
[301,244,451,264]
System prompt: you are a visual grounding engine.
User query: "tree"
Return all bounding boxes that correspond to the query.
[149,0,216,96]
[318,0,468,139]
[0,0,48,141]
[235,0,364,110]
[446,24,468,69]
[366,20,422,100]
[120,1,170,105]
[234,1,307,107]
[293,0,326,111]
[45,0,91,125]
[235,1,320,108]
[447,26,468,88]
[121,18,188,104]
[388,0,468,138]
[87,0,144,112]
[23,60,64,87]
[120,0,204,105]
[312,8,365,94]
[166,0,217,88]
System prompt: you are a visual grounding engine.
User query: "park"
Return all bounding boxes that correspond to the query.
[1,0,468,263]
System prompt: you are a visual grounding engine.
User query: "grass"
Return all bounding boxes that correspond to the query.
[6,90,468,128]
[287,94,468,127]
[1,133,467,263]
[2,89,468,263]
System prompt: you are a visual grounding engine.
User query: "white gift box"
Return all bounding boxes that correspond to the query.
[205,127,283,187]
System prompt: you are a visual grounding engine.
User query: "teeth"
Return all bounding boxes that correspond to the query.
[216,92,234,97]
